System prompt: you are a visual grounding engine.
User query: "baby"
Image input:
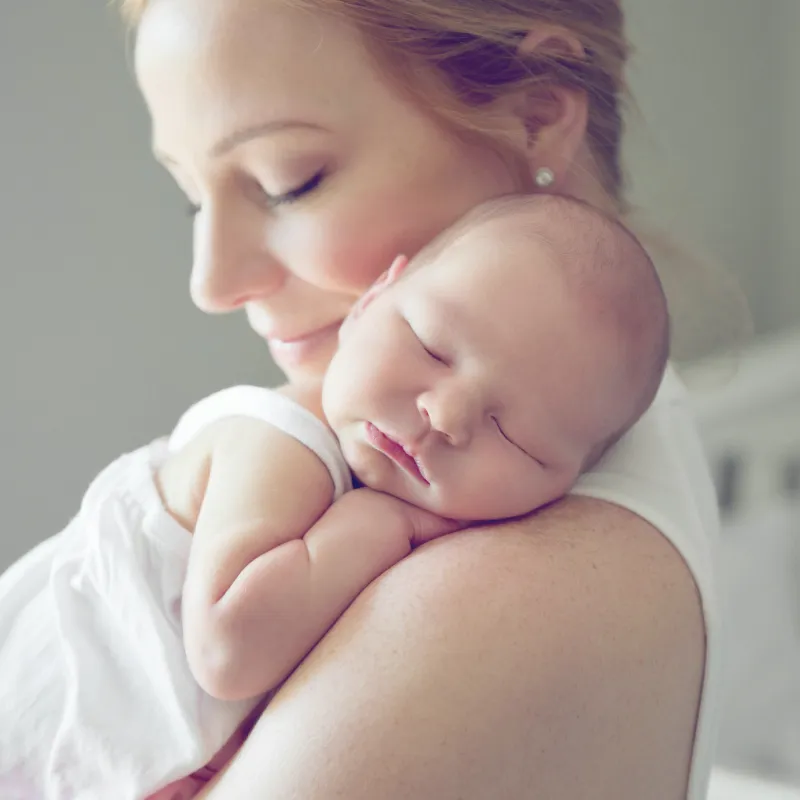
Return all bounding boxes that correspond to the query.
[0,195,668,799]
[324,194,669,520]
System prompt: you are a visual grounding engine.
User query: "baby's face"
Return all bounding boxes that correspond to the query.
[323,223,630,521]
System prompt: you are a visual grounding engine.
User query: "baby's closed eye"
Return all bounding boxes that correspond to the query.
[492,417,545,467]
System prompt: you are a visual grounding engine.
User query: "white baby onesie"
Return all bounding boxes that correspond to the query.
[0,386,351,800]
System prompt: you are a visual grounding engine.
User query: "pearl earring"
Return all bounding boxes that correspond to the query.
[535,167,555,188]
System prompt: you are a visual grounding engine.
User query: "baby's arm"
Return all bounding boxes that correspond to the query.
[158,401,458,703]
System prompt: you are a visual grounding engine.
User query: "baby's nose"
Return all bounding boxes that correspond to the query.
[418,383,477,447]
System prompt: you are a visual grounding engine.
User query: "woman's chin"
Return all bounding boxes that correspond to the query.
[272,350,333,387]
[265,329,341,384]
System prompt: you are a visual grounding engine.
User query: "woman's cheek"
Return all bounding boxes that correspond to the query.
[279,206,399,294]
[311,179,449,291]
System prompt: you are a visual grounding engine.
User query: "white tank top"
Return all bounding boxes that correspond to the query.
[572,364,720,800]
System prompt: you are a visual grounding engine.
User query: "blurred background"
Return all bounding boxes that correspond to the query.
[1,0,798,796]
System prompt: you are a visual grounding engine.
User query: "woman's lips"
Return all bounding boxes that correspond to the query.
[365,422,430,486]
[263,320,342,367]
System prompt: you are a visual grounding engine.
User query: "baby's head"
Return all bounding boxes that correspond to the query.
[323,195,669,521]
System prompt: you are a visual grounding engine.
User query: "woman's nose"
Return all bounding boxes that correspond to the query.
[189,204,286,314]
[417,381,478,447]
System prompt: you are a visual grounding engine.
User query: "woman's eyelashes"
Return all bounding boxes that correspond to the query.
[184,170,326,218]
[265,170,326,207]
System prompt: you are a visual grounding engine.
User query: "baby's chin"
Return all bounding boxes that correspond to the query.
[430,484,563,523]
[388,481,479,523]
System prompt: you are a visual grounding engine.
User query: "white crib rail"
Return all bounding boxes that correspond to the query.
[685,328,800,520]
[709,767,800,800]
[685,329,800,791]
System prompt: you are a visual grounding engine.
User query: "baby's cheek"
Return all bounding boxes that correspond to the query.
[482,458,558,519]
[322,347,359,421]
[549,464,582,501]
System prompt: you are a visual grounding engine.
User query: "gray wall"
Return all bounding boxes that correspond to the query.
[624,0,776,342]
[0,4,281,568]
[774,0,800,331]
[0,1,794,570]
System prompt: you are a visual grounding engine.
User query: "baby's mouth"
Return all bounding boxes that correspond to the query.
[364,422,430,486]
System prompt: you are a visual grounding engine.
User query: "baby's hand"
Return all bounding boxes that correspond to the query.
[401,501,464,547]
[350,489,464,549]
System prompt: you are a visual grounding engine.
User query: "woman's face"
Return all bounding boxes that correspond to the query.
[135,0,524,385]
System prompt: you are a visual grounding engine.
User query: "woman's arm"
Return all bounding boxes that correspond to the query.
[196,495,705,800]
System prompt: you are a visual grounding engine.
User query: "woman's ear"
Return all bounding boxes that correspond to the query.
[509,27,590,190]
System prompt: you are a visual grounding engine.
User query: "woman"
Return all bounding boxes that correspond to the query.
[124,0,720,796]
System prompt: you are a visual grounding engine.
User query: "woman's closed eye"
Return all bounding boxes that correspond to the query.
[264,169,326,207]
[185,170,326,218]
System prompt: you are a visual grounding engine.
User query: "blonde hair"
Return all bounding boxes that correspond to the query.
[120,0,629,205]
[119,0,749,361]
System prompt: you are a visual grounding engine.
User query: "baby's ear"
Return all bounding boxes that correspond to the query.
[367,254,409,298]
[384,254,410,284]
[349,255,409,321]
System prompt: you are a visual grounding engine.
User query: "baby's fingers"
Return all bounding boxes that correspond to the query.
[405,507,464,548]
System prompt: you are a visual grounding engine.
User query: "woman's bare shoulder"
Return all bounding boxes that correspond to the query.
[199,495,705,800]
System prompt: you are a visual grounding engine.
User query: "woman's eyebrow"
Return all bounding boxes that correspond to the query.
[154,120,326,165]
[210,121,325,158]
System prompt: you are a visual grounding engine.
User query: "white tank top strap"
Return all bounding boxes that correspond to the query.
[168,385,352,500]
